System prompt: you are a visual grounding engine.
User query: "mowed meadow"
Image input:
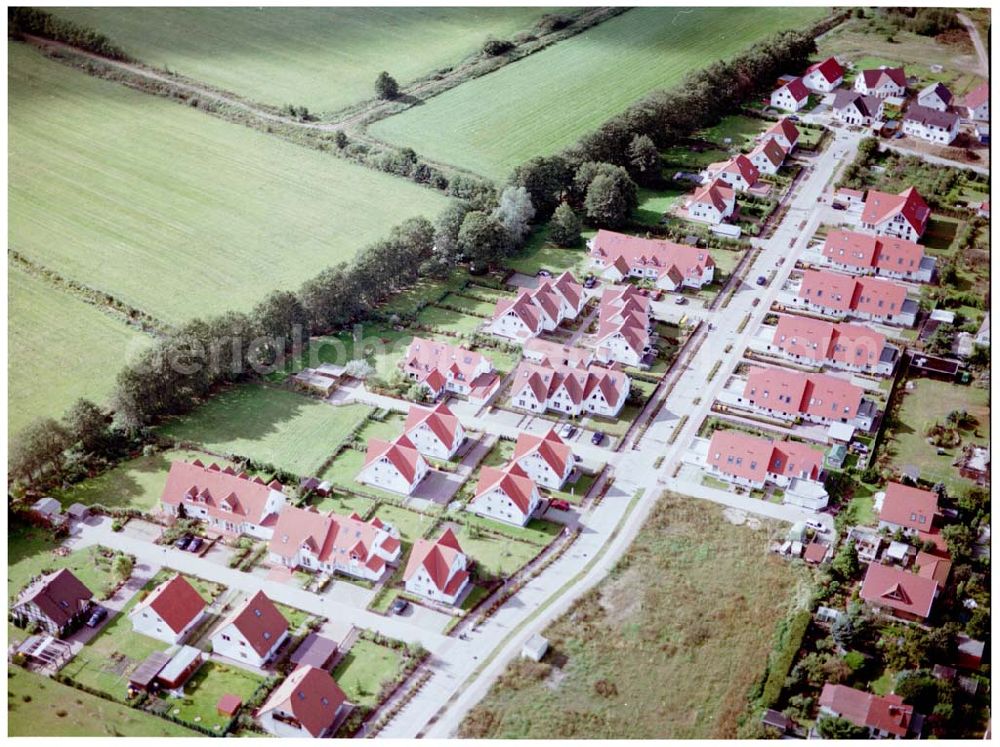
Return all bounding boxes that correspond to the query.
[369,6,828,179]
[8,42,448,326]
[49,6,556,113]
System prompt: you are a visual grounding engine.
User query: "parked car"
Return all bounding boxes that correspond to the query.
[788,115,800,122]
[756,276,768,286]
[560,423,577,439]
[187,537,203,553]
[390,598,409,615]
[806,520,826,533]
[591,431,605,445]
[174,535,192,550]
[549,499,571,512]
[674,296,687,305]
[86,606,108,628]
[583,275,597,289]
[832,202,847,211]
[536,269,552,278]
[752,297,761,307]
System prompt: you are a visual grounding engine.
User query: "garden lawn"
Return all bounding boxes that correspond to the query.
[8,262,151,436]
[455,512,563,547]
[696,114,766,149]
[507,225,594,277]
[158,386,371,476]
[888,378,990,493]
[635,188,684,226]
[373,503,437,543]
[331,639,407,707]
[169,661,264,733]
[451,525,540,577]
[9,525,118,599]
[459,493,807,738]
[7,668,201,737]
[270,324,418,383]
[662,145,731,172]
[53,447,236,512]
[370,7,827,178]
[9,42,447,326]
[310,491,377,518]
[415,305,486,337]
[51,7,555,112]
[438,293,496,318]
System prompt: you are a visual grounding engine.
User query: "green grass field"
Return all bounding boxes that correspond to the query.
[8,263,151,436]
[415,305,487,337]
[7,668,201,737]
[369,7,827,178]
[168,661,264,733]
[331,638,407,708]
[9,42,447,326]
[9,525,117,599]
[451,524,541,577]
[50,7,555,113]
[158,385,372,476]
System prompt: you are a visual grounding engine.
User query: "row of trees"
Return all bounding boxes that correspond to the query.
[8,7,131,60]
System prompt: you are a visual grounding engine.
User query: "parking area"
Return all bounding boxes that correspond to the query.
[121,518,164,543]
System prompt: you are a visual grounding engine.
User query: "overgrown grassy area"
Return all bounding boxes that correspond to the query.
[331,639,406,708]
[7,667,201,737]
[369,6,827,178]
[8,262,151,436]
[459,493,807,738]
[158,386,371,477]
[51,6,555,112]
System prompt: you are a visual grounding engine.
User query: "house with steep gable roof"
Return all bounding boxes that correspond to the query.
[770,76,809,111]
[357,434,430,496]
[963,80,989,121]
[469,463,543,527]
[403,401,465,460]
[803,56,844,92]
[832,90,885,126]
[592,285,653,367]
[854,66,907,98]
[737,366,877,431]
[402,338,499,404]
[704,153,759,192]
[587,230,715,290]
[797,269,916,326]
[257,665,349,738]
[767,315,897,376]
[211,590,289,668]
[748,137,787,176]
[860,562,940,622]
[878,482,938,537]
[403,528,470,605]
[511,428,574,489]
[522,338,593,369]
[12,568,93,637]
[510,360,629,418]
[819,684,917,738]
[129,574,206,644]
[917,81,953,112]
[821,229,934,282]
[763,117,800,152]
[687,178,736,224]
[903,103,961,144]
[861,187,931,241]
[490,290,543,341]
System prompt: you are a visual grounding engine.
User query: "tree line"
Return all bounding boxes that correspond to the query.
[8,7,131,60]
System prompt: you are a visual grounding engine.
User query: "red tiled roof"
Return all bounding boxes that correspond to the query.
[404,528,466,592]
[589,230,715,282]
[751,137,786,168]
[799,270,908,317]
[781,76,810,101]
[511,361,628,410]
[860,66,906,90]
[804,541,829,564]
[268,505,395,566]
[259,665,346,737]
[862,187,930,235]
[822,230,925,274]
[744,366,863,421]
[692,177,735,212]
[964,80,989,109]
[765,117,800,145]
[522,338,592,368]
[769,440,824,480]
[915,551,951,586]
[553,271,584,312]
[880,482,938,532]
[363,434,425,484]
[820,684,913,737]
[492,291,543,333]
[134,574,205,634]
[474,464,540,515]
[403,337,492,385]
[772,316,886,368]
[161,460,285,527]
[707,430,772,483]
[404,402,462,451]
[223,590,288,657]
[719,153,760,185]
[805,56,844,84]
[513,428,572,479]
[860,562,938,620]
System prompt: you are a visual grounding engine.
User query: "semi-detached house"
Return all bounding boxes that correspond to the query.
[588,230,716,290]
[737,366,878,431]
[832,90,885,127]
[861,187,931,242]
[796,269,917,326]
[821,229,935,282]
[490,272,584,341]
[854,66,907,98]
[766,315,898,376]
[402,337,500,404]
[902,104,961,144]
[593,285,652,367]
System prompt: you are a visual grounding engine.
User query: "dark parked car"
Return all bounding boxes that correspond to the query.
[537,269,552,278]
[86,606,108,628]
[756,276,768,286]
[591,431,605,445]
[174,535,192,550]
[583,275,597,289]
[390,598,409,615]
[187,537,203,553]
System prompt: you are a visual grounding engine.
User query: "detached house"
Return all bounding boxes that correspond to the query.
[403,528,470,605]
[704,153,759,192]
[797,269,916,326]
[763,117,800,152]
[12,568,93,637]
[802,56,844,92]
[357,434,430,496]
[963,80,989,121]
[403,402,464,460]
[748,137,787,176]
[877,482,938,538]
[128,574,206,644]
[257,665,349,738]
[593,285,652,367]
[819,684,917,739]
[916,81,953,112]
[770,77,809,111]
[511,428,574,490]
[160,460,288,540]
[211,590,289,668]
[469,464,543,527]
[832,90,885,127]
[902,104,961,144]
[402,338,500,404]
[860,562,940,622]
[861,187,930,242]
[767,315,897,376]
[588,230,716,290]
[854,66,907,98]
[510,360,629,418]
[268,506,401,581]
[737,366,877,431]
[687,178,736,225]
[822,229,934,282]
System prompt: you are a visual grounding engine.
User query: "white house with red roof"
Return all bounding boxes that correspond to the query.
[736,366,877,431]
[358,434,430,496]
[770,77,809,112]
[767,315,897,376]
[593,285,652,367]
[704,153,759,192]
[160,460,288,540]
[469,464,543,527]
[128,574,206,644]
[511,428,574,490]
[687,178,736,225]
[821,229,934,282]
[803,57,844,92]
[854,66,907,98]
[490,291,543,340]
[403,402,464,460]
[211,590,289,668]
[762,118,800,152]
[268,505,401,581]
[588,230,716,290]
[748,137,787,176]
[963,80,988,121]
[860,562,940,622]
[796,269,917,326]
[522,338,593,369]
[902,104,961,144]
[832,90,885,127]
[510,360,629,418]
[819,684,916,738]
[877,482,938,538]
[257,664,349,738]
[402,337,499,404]
[861,187,930,242]
[490,273,583,341]
[403,528,470,605]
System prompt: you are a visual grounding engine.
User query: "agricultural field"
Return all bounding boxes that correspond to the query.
[157,385,372,477]
[8,262,151,436]
[9,42,447,326]
[369,7,828,178]
[7,668,201,737]
[50,7,556,113]
[459,494,809,738]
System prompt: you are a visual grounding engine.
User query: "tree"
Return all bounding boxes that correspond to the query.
[816,716,869,739]
[549,202,582,247]
[334,130,348,149]
[252,290,309,364]
[493,186,536,247]
[113,553,134,582]
[458,210,510,267]
[584,167,638,228]
[482,39,514,56]
[627,133,661,185]
[9,418,72,484]
[375,71,399,100]
[344,359,375,379]
[63,398,112,455]
[509,155,573,218]
[831,541,860,581]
